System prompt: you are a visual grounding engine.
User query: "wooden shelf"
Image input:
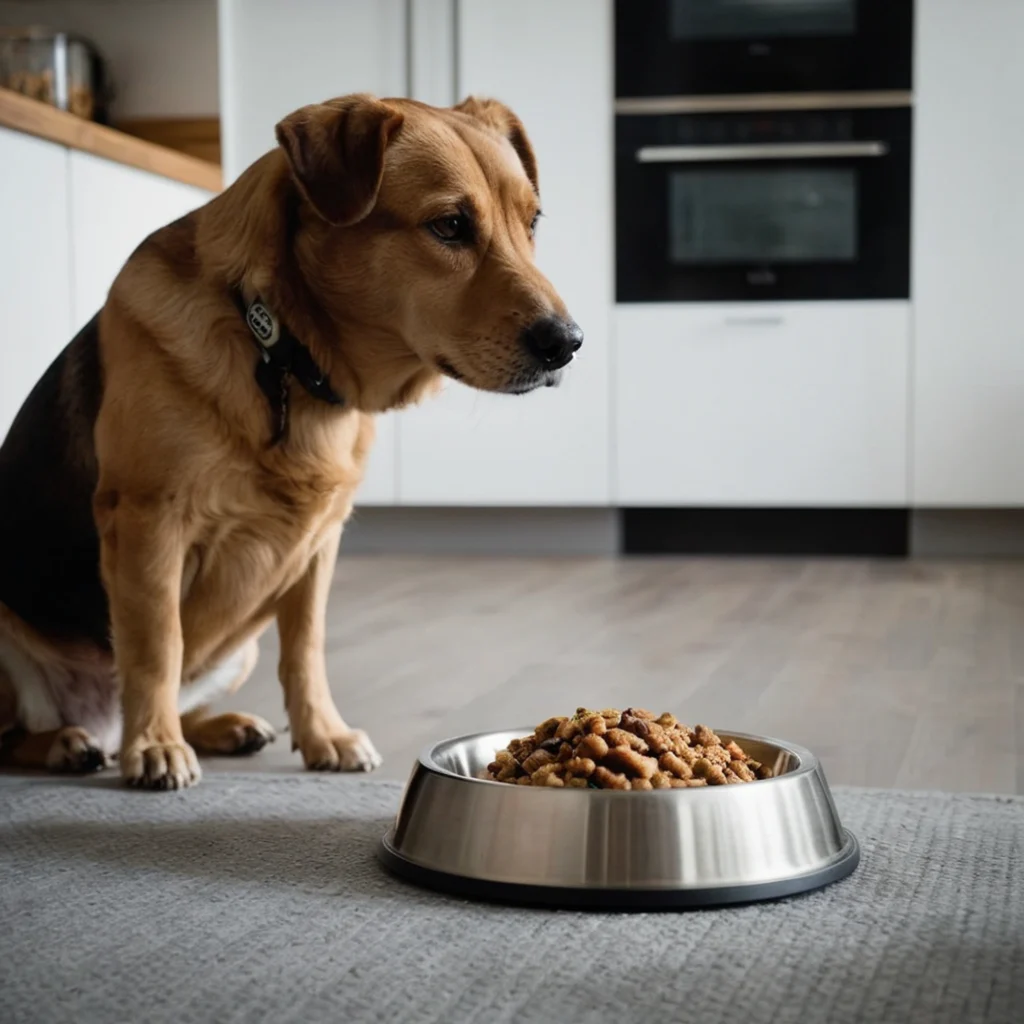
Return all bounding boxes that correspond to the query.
[0,88,222,192]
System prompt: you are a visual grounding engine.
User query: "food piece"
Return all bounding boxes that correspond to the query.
[692,757,728,786]
[486,749,519,782]
[694,724,721,748]
[564,756,597,778]
[605,727,649,754]
[506,736,536,761]
[534,716,565,741]
[593,766,631,790]
[520,749,555,775]
[725,740,747,761]
[486,708,775,789]
[658,750,686,773]
[555,718,582,742]
[623,707,655,721]
[576,733,609,760]
[603,747,658,780]
[669,738,698,763]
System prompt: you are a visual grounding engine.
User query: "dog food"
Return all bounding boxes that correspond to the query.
[6,70,95,118]
[486,708,774,789]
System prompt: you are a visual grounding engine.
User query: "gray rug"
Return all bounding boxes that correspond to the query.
[0,775,1021,1024]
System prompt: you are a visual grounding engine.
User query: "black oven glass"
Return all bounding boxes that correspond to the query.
[616,107,910,302]
[670,0,856,41]
[616,0,912,97]
[668,167,857,265]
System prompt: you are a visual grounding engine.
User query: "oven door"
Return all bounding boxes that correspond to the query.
[615,107,911,303]
[615,0,913,98]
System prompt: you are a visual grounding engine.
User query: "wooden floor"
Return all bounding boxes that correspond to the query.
[211,556,1024,794]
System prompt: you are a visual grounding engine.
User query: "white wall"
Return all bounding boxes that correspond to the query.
[395,0,613,505]
[217,0,406,183]
[0,0,219,119]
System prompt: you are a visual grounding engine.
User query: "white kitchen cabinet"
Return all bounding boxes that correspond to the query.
[217,0,407,184]
[911,0,1024,506]
[0,127,73,439]
[395,0,613,505]
[409,0,455,108]
[355,414,398,506]
[69,150,211,329]
[615,303,910,507]
[217,0,407,504]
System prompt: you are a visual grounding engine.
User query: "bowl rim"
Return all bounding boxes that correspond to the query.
[418,726,819,792]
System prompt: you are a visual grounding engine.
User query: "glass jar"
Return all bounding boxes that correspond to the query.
[0,26,108,122]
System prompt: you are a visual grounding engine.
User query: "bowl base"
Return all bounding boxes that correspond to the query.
[378,830,860,911]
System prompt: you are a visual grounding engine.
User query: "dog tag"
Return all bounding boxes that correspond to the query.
[245,301,281,350]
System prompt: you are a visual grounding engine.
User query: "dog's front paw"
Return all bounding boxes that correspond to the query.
[296,727,382,772]
[185,712,276,756]
[121,740,201,790]
[46,727,110,773]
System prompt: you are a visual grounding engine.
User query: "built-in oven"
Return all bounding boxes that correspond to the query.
[615,103,911,302]
[615,0,913,99]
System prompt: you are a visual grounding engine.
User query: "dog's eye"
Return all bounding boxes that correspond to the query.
[428,215,471,244]
[529,211,542,238]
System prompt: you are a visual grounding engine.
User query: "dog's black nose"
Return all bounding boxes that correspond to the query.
[520,316,583,370]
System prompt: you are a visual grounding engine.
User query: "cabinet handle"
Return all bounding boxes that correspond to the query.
[636,141,888,163]
[723,315,785,327]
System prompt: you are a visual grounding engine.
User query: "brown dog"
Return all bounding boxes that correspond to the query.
[0,93,581,789]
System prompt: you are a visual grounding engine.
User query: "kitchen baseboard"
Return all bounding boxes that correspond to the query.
[622,508,910,557]
[910,510,1024,557]
[341,507,620,557]
[340,507,1024,559]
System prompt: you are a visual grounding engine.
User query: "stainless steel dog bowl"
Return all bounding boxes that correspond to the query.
[378,729,859,909]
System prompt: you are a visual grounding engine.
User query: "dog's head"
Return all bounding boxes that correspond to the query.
[274,93,582,398]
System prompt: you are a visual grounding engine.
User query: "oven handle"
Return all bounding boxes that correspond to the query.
[635,141,889,163]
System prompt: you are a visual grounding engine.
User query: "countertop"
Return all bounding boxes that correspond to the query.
[0,88,222,192]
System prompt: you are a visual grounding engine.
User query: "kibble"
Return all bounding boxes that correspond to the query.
[486,708,775,789]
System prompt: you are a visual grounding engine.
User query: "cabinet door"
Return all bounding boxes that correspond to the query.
[218,0,407,183]
[357,414,397,506]
[218,0,406,504]
[0,129,72,439]
[912,0,1024,505]
[69,151,212,329]
[395,0,612,505]
[615,302,910,507]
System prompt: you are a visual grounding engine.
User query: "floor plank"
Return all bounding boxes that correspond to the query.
[204,556,1024,793]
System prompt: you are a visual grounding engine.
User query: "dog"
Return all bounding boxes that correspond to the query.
[0,93,581,789]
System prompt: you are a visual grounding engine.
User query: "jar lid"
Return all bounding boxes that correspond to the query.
[0,25,98,49]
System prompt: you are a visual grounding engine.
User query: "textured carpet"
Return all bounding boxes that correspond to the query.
[0,775,1022,1024]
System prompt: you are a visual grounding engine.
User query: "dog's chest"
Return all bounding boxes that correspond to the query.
[181,430,364,619]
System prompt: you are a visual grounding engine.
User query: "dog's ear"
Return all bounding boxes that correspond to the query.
[275,95,404,226]
[454,96,539,194]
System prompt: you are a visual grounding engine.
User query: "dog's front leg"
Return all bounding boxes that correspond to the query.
[277,521,381,772]
[99,498,198,790]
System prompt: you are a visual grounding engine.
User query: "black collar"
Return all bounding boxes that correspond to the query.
[232,288,344,446]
